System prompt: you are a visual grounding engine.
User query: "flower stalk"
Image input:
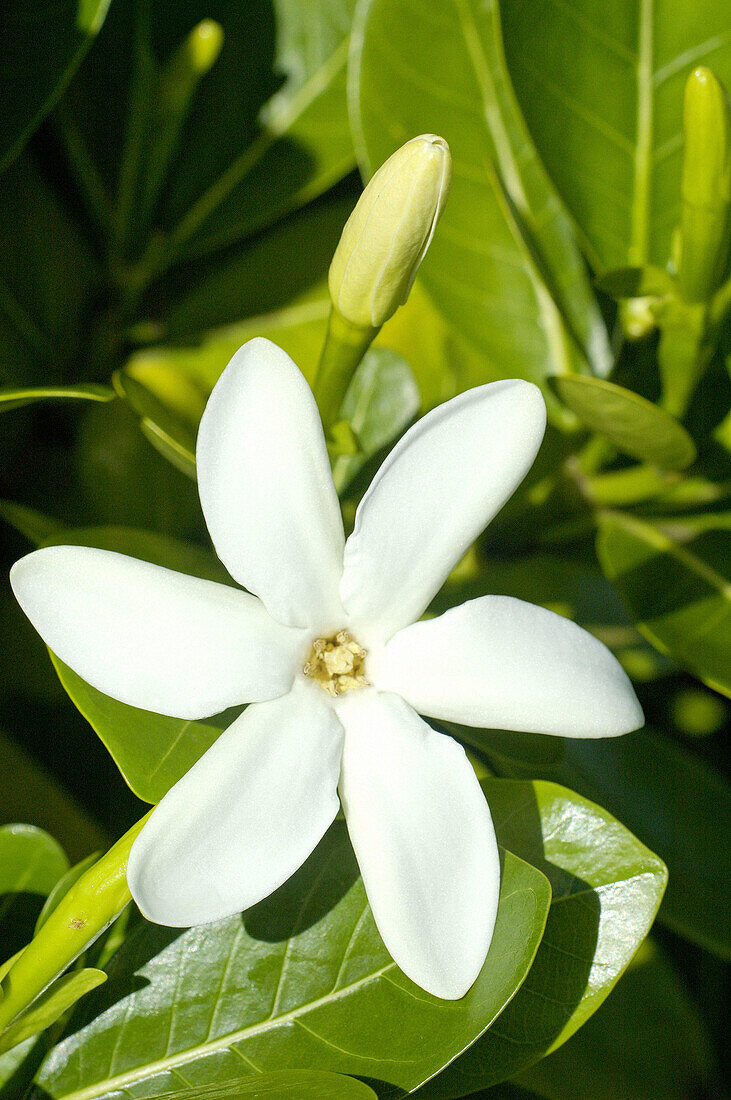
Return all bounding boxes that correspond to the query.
[0,815,149,1038]
[314,134,452,432]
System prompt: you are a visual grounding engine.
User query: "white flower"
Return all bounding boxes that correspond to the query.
[10,339,643,1000]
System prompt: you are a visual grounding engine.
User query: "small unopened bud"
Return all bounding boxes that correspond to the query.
[679,67,731,302]
[186,19,224,75]
[329,135,452,328]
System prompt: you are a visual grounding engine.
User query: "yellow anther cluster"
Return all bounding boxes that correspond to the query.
[303,630,368,697]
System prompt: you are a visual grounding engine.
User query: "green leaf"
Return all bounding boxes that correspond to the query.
[0,0,111,174]
[0,969,107,1056]
[0,155,97,386]
[66,0,356,277]
[0,825,68,963]
[422,779,668,1096]
[34,823,551,1098]
[50,655,229,805]
[352,0,611,388]
[108,1070,378,1099]
[515,940,714,1100]
[159,189,353,339]
[0,384,113,413]
[0,500,64,547]
[597,510,731,695]
[114,370,198,479]
[551,375,697,469]
[0,730,110,863]
[172,0,358,262]
[549,729,731,960]
[500,0,731,271]
[332,347,419,491]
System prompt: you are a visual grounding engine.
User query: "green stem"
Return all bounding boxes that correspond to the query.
[313,308,377,435]
[0,815,149,1035]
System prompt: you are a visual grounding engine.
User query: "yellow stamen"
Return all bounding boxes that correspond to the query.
[303,630,369,696]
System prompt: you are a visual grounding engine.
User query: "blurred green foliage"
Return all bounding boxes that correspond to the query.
[0,0,728,1096]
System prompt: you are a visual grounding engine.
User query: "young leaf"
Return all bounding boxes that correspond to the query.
[551,374,697,469]
[33,824,551,1099]
[597,510,731,695]
[352,0,612,385]
[422,779,668,1096]
[0,970,107,1056]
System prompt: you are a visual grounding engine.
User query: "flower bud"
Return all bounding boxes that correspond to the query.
[329,134,452,328]
[679,67,731,302]
[185,19,224,75]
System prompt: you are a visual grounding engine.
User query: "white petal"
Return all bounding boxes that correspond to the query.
[196,338,345,630]
[373,596,644,737]
[11,546,304,719]
[337,690,499,999]
[127,686,344,925]
[340,380,546,642]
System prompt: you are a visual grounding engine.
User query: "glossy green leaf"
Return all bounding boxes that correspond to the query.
[0,825,68,963]
[423,779,668,1096]
[549,730,731,960]
[0,384,113,414]
[516,940,714,1100]
[501,0,731,271]
[0,969,107,1056]
[352,0,611,388]
[0,0,110,175]
[34,822,551,1098]
[113,1070,378,1099]
[332,347,419,490]
[50,656,229,806]
[0,1035,37,1091]
[597,510,731,695]
[551,374,697,469]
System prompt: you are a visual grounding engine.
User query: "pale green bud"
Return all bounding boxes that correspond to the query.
[679,67,731,302]
[329,134,452,328]
[185,19,224,75]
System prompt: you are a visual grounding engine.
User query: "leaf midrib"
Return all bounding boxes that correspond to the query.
[55,962,399,1100]
[630,0,653,263]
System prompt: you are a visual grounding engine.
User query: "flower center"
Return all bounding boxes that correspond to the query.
[302,630,369,697]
